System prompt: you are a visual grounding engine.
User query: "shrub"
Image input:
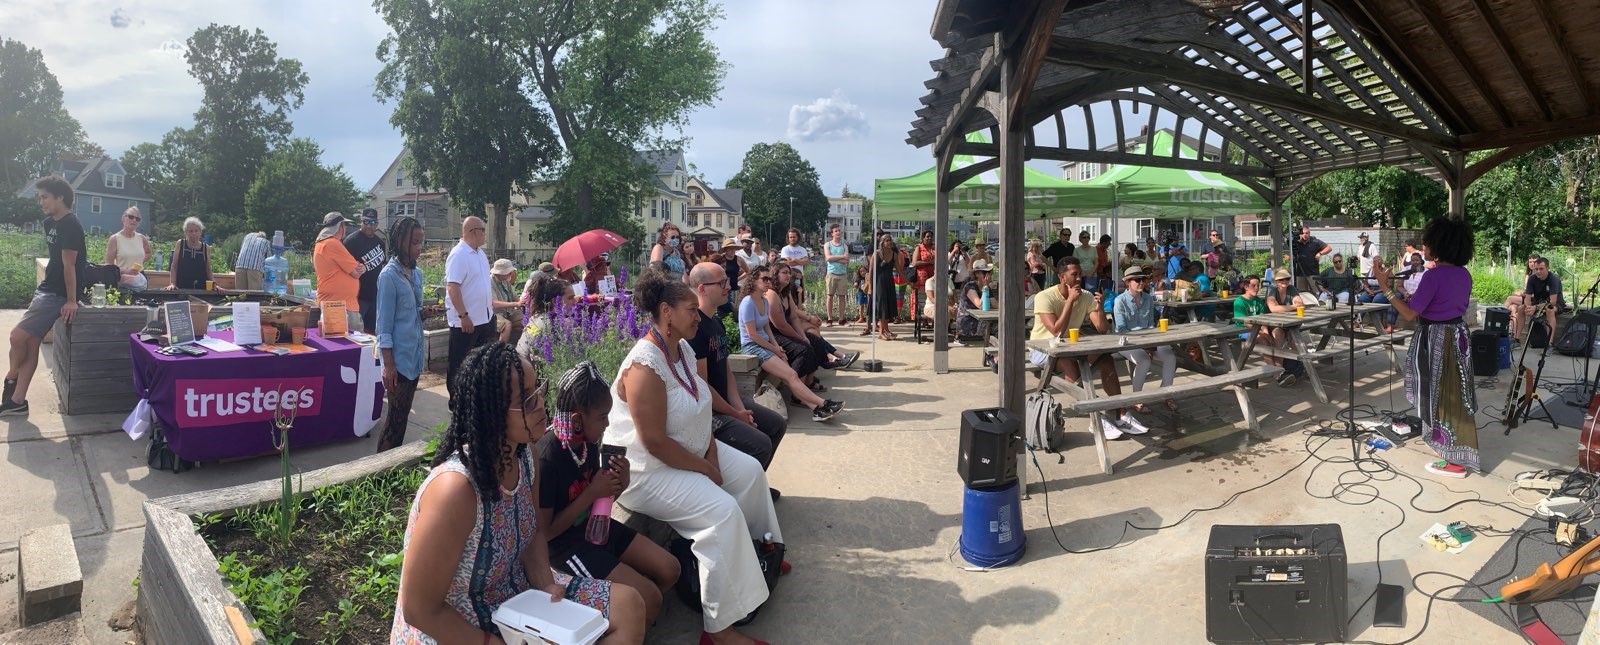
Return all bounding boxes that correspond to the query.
[1471,270,1515,304]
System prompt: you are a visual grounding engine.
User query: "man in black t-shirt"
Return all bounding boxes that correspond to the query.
[1043,228,1074,278]
[4,176,86,416]
[687,262,788,485]
[1512,257,1563,344]
[342,208,386,333]
[1291,224,1330,294]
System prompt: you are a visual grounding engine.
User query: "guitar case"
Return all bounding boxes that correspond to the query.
[1583,394,1600,475]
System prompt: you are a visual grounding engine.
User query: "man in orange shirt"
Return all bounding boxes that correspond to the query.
[313,212,365,331]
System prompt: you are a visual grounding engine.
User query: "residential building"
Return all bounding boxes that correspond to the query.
[366,149,469,242]
[686,177,743,257]
[1058,127,1222,183]
[16,156,154,237]
[827,196,863,243]
[634,150,689,254]
[1054,128,1238,251]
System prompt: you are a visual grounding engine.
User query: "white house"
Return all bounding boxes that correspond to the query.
[828,196,863,243]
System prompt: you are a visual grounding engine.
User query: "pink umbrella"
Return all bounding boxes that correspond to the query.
[552,229,629,271]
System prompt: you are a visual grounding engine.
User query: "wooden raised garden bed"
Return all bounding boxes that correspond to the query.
[138,440,428,644]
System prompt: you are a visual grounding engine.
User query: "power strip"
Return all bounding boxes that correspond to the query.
[1516,473,1566,491]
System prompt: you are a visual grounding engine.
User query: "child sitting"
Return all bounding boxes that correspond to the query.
[537,362,680,624]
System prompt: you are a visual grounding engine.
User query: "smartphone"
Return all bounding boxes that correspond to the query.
[599,444,626,471]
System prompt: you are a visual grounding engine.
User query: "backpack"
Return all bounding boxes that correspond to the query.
[1025,390,1066,463]
[668,536,784,618]
[1556,312,1600,357]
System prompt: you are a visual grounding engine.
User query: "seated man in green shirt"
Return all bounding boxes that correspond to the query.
[1029,257,1144,437]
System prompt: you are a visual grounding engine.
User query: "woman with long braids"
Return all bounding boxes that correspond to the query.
[606,269,784,645]
[391,344,646,645]
[1370,216,1479,478]
[375,217,439,453]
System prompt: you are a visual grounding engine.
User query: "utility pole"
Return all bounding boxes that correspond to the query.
[789,196,794,232]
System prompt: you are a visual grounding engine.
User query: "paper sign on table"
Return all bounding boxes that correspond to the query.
[600,276,618,297]
[232,301,262,345]
[321,301,348,338]
[195,337,244,352]
[573,282,588,298]
[164,301,195,345]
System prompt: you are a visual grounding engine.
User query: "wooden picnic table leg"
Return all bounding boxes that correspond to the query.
[1291,326,1331,403]
[1075,355,1114,476]
[1236,325,1263,371]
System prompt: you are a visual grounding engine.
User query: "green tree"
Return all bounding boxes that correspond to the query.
[243,139,363,245]
[373,0,726,247]
[184,24,308,219]
[0,194,39,226]
[725,142,830,241]
[0,37,90,188]
[374,1,560,248]
[1286,166,1444,228]
[122,126,205,230]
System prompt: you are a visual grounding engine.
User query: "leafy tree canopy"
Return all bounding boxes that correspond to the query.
[243,138,363,245]
[725,142,830,241]
[0,37,92,188]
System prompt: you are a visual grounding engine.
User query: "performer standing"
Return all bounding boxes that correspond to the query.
[1371,216,1477,478]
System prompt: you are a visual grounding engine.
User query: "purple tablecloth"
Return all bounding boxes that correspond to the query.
[129,330,385,461]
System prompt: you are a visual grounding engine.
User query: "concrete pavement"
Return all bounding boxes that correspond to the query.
[0,309,1577,643]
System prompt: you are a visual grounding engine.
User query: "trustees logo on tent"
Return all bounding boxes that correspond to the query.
[951,187,1060,206]
[175,378,323,428]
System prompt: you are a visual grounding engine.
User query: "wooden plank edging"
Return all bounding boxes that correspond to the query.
[150,439,429,517]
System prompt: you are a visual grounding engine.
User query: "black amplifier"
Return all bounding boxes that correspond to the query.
[957,407,1019,489]
[1205,524,1347,644]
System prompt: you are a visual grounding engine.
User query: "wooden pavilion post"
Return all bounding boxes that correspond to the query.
[994,57,1027,417]
[1445,151,1467,220]
[1269,177,1285,271]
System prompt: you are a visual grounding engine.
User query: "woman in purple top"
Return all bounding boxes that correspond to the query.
[1371,217,1477,477]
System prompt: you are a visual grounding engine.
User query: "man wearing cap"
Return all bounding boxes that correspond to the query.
[1264,268,1310,386]
[823,224,851,326]
[736,236,765,270]
[343,208,387,334]
[1354,232,1378,277]
[312,212,366,331]
[490,259,522,343]
[445,216,493,401]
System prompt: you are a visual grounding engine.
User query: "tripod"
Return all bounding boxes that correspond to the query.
[1504,309,1557,433]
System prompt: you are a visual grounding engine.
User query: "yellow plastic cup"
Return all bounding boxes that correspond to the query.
[1295,306,1305,317]
[205,280,215,291]
[1220,290,1229,299]
[1158,318,1170,332]
[1068,328,1080,343]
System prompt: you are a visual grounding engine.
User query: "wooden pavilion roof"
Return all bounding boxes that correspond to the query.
[909,0,1600,192]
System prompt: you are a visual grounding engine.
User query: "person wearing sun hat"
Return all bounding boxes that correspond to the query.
[1262,268,1309,386]
[1112,263,1177,426]
[312,211,366,331]
[717,238,747,316]
[490,258,522,343]
[583,252,611,296]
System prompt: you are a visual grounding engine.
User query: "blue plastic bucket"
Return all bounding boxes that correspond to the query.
[1498,335,1512,370]
[959,482,1025,567]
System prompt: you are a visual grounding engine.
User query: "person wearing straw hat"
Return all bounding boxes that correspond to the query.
[490,259,522,343]
[1113,265,1178,422]
[1263,268,1310,386]
[717,237,746,317]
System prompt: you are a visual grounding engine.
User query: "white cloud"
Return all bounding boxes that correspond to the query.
[110,8,132,28]
[786,91,870,142]
[153,39,185,56]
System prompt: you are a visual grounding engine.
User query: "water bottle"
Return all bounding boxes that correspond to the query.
[265,248,289,297]
[585,495,613,545]
[91,284,106,308]
[154,250,165,273]
[981,286,991,311]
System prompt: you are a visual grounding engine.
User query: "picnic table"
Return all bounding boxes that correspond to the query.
[1027,321,1282,475]
[1156,294,1237,322]
[1235,302,1409,403]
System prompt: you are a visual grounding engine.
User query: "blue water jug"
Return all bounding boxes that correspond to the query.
[264,248,289,296]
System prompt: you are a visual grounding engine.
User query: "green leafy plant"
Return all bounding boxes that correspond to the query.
[267,390,300,546]
[219,553,310,645]
[1471,269,1516,305]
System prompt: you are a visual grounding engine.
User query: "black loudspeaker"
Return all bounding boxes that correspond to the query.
[1205,524,1347,644]
[1556,312,1600,357]
[957,408,1019,489]
[1470,330,1501,376]
[1483,306,1511,336]
[1529,319,1550,349]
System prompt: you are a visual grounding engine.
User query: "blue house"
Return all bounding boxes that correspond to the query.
[15,157,154,237]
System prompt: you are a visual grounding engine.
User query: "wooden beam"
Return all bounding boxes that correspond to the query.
[1461,143,1541,188]
[1006,0,1073,124]
[1274,144,1426,176]
[1464,0,1550,121]
[1394,0,1513,128]
[1136,86,1280,162]
[1319,0,1471,133]
[1046,36,1459,149]
[1173,82,1318,161]
[996,55,1027,419]
[1186,48,1337,159]
[1458,114,1600,150]
[932,37,1003,156]
[947,157,1000,187]
[1529,0,1594,114]
[951,141,1275,177]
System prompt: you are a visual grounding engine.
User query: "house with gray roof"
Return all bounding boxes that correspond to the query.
[16,157,154,236]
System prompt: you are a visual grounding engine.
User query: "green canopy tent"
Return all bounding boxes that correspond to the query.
[872,132,1115,222]
[1081,129,1268,247]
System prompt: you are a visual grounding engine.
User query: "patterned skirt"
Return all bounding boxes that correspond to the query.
[1406,319,1479,471]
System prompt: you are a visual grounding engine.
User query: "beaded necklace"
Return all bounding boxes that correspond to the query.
[649,327,699,400]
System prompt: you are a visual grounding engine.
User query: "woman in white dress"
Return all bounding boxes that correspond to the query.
[604,269,781,645]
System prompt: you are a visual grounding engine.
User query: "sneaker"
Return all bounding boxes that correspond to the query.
[1101,417,1127,440]
[1279,373,1298,387]
[0,400,28,416]
[1426,461,1469,478]
[769,487,782,503]
[812,400,842,422]
[1119,412,1150,435]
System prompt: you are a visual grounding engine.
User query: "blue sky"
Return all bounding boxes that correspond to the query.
[3,0,956,199]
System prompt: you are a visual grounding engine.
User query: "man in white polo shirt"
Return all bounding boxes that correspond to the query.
[445,216,493,401]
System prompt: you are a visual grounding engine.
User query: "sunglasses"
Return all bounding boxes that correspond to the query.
[1128,277,1148,283]
[757,276,771,282]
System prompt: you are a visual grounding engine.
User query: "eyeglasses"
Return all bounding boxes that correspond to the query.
[469,227,485,234]
[1275,278,1291,282]
[698,278,729,288]
[125,215,140,221]
[509,381,549,416]
[757,276,771,283]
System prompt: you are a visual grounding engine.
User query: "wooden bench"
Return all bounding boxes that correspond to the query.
[1044,364,1282,475]
[1301,329,1413,363]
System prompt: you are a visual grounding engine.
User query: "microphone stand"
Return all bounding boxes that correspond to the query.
[1345,275,1360,461]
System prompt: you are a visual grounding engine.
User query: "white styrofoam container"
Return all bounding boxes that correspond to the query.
[492,589,608,645]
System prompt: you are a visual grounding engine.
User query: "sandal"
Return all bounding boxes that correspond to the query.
[859,327,871,336]
[1164,399,1180,413]
[810,380,827,393]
